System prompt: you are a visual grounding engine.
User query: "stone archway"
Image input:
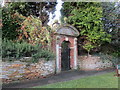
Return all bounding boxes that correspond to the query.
[55,24,79,73]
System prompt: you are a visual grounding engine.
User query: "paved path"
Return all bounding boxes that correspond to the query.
[2,68,115,88]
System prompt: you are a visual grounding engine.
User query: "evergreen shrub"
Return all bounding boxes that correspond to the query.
[2,39,55,62]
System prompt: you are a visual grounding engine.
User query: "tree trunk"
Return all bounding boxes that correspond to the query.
[88,51,90,57]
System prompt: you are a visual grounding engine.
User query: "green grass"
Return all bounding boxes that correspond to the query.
[33,72,118,88]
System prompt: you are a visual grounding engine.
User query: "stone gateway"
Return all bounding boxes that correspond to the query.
[55,24,79,73]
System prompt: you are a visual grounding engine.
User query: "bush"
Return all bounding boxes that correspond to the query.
[2,39,36,58]
[32,49,55,63]
[111,47,120,57]
[2,39,55,62]
[95,53,120,67]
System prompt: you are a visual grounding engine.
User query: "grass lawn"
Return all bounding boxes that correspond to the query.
[33,72,118,88]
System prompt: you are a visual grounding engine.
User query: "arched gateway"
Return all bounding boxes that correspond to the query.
[55,24,79,73]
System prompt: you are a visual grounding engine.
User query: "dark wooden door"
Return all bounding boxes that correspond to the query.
[61,41,70,71]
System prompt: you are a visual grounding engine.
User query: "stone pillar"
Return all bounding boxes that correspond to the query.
[56,36,60,73]
[70,46,74,69]
[59,46,61,72]
[74,38,78,69]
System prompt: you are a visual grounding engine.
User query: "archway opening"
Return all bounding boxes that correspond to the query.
[61,41,70,71]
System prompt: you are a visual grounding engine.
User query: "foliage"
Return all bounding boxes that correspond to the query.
[100,43,120,57]
[111,47,120,58]
[2,2,56,40]
[98,53,120,67]
[62,2,111,54]
[4,2,56,25]
[102,2,120,44]
[2,2,55,63]
[16,14,51,46]
[2,9,51,47]
[83,42,95,56]
[2,39,55,62]
[2,38,39,58]
[112,51,120,57]
[2,7,22,40]
[32,49,55,62]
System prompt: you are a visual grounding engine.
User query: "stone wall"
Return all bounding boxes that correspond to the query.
[1,58,55,84]
[1,55,114,84]
[78,55,113,71]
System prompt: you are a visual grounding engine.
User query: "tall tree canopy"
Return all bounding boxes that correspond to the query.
[4,2,56,25]
[2,2,56,40]
[102,2,120,45]
[61,2,111,55]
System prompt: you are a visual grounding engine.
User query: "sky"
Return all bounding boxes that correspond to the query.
[47,0,63,26]
[1,0,4,7]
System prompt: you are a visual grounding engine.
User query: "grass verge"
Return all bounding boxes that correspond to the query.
[33,72,118,88]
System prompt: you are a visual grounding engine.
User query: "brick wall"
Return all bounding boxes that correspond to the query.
[78,55,113,71]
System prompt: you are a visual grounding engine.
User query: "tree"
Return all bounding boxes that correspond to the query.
[2,6,21,40]
[2,2,56,40]
[62,2,111,55]
[16,13,51,47]
[6,2,56,25]
[102,2,120,45]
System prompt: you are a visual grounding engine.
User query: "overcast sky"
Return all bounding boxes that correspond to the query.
[47,0,63,26]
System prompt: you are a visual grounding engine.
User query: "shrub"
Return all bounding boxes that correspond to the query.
[17,14,51,47]
[2,39,36,58]
[2,39,55,62]
[32,49,55,63]
[98,53,120,67]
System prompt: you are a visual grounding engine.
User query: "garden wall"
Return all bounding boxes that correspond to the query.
[1,55,115,84]
[78,55,113,71]
[1,58,55,84]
